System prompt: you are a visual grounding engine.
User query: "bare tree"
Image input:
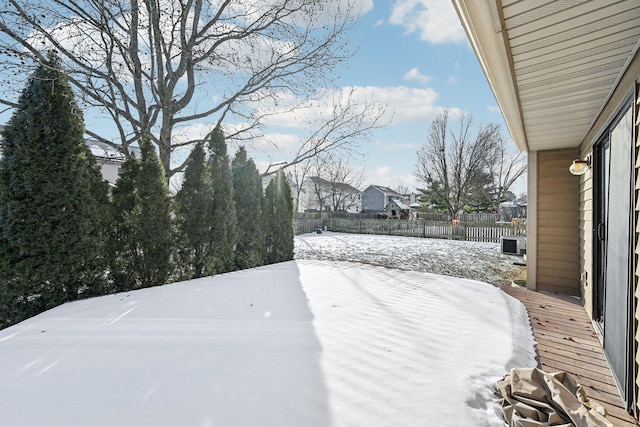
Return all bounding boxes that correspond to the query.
[484,136,527,212]
[0,0,385,179]
[395,182,410,196]
[322,154,364,212]
[305,154,363,212]
[288,158,314,214]
[415,109,501,218]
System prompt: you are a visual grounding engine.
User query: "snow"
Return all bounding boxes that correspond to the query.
[86,139,126,160]
[0,232,536,426]
[295,231,523,285]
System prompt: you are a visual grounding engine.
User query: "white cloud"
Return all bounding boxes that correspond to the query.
[365,167,419,191]
[354,0,375,16]
[389,0,466,44]
[172,123,216,143]
[447,76,458,84]
[403,67,432,84]
[256,84,458,131]
[381,142,421,151]
[253,159,291,175]
[249,132,303,156]
[374,166,393,177]
[376,86,455,124]
[209,0,373,28]
[487,105,501,113]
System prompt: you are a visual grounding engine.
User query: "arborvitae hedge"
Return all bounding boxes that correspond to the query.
[175,142,215,279]
[232,147,266,269]
[264,171,294,264]
[0,55,109,328]
[209,126,237,274]
[135,138,174,288]
[109,155,141,292]
[109,138,173,289]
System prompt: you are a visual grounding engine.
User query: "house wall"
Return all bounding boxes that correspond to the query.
[342,193,362,213]
[533,148,581,296]
[96,160,121,186]
[577,154,593,316]
[362,187,384,212]
[300,181,322,212]
[634,79,640,419]
[577,50,640,414]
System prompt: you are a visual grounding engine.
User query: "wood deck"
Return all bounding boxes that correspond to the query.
[499,285,639,427]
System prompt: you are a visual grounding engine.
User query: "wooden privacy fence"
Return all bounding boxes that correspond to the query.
[295,219,325,235]
[294,218,526,243]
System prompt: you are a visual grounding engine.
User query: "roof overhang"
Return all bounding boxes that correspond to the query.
[452,0,640,152]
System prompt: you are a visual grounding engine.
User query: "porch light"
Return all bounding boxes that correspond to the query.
[569,155,591,176]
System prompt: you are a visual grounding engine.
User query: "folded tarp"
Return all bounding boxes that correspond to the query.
[496,368,613,427]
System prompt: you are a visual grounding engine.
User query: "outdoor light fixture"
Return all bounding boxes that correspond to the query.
[569,154,591,176]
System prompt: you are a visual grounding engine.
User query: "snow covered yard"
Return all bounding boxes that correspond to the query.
[295,231,525,285]
[0,234,537,426]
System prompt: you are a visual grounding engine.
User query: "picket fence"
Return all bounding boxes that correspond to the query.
[294,218,526,243]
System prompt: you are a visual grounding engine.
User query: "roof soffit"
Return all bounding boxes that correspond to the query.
[453,0,640,152]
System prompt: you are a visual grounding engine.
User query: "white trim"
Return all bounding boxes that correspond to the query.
[526,151,537,291]
[583,39,640,147]
[451,0,528,151]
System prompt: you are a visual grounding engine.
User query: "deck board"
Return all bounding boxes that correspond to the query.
[499,285,639,427]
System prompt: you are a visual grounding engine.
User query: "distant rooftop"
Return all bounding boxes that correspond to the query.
[368,185,403,196]
[0,126,140,160]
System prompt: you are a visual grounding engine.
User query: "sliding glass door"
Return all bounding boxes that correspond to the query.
[594,104,633,404]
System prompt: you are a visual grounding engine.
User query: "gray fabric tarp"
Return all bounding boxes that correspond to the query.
[496,368,613,427]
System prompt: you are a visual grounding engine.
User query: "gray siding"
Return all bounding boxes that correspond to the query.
[362,187,385,211]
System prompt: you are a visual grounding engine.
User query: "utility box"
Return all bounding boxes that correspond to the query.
[501,236,526,256]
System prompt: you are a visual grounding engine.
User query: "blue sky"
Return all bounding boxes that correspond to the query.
[0,0,526,195]
[245,0,525,194]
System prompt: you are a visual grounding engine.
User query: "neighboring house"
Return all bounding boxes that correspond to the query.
[0,126,135,186]
[362,185,406,212]
[452,0,640,417]
[406,192,419,205]
[261,173,299,211]
[385,199,412,219]
[86,139,141,186]
[302,176,361,213]
[499,200,527,222]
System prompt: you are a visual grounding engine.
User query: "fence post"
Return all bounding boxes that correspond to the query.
[296,217,525,241]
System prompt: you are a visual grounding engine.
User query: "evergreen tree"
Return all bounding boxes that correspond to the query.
[136,138,174,287]
[231,147,265,269]
[0,54,108,328]
[175,142,215,279]
[109,155,141,291]
[109,138,173,290]
[208,126,237,274]
[465,171,495,213]
[264,171,294,264]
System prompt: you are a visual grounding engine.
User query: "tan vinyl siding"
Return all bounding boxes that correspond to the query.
[634,79,640,418]
[536,149,581,296]
[576,48,640,417]
[577,164,593,317]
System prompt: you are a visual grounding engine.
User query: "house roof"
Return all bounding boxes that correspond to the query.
[309,176,360,193]
[261,173,298,191]
[452,1,640,152]
[86,139,127,160]
[389,199,411,210]
[1,126,141,160]
[366,185,403,197]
